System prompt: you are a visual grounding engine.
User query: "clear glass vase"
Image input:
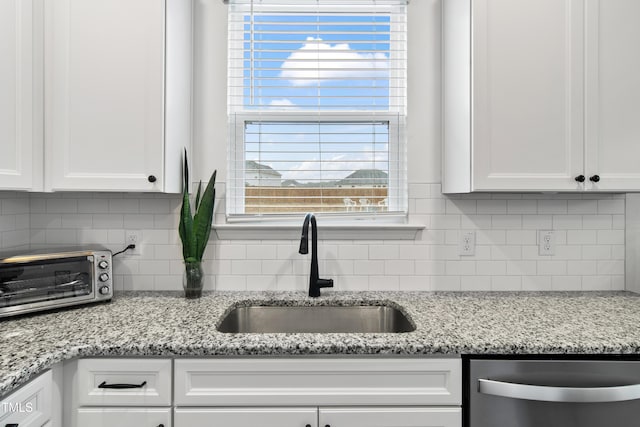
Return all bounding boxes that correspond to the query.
[183,261,204,299]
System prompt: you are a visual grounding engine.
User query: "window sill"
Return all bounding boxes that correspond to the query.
[213,223,425,240]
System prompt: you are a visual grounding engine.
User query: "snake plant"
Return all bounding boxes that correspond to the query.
[179,149,217,263]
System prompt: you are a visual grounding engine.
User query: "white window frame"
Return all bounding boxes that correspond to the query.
[226,1,408,223]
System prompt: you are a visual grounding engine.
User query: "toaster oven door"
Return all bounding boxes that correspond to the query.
[0,256,95,315]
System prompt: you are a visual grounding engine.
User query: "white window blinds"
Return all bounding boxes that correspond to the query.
[227,0,408,219]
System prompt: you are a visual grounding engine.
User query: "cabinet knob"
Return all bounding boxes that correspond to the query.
[574,175,585,183]
[590,174,600,183]
[148,175,157,183]
[306,425,311,427]
[157,425,164,427]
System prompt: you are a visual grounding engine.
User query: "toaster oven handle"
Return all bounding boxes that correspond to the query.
[98,380,147,389]
[479,378,640,403]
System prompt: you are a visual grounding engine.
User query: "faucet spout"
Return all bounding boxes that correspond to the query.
[299,213,334,297]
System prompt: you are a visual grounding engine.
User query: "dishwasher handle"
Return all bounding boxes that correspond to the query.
[478,378,640,403]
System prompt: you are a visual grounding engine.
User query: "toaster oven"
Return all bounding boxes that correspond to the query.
[0,249,113,318]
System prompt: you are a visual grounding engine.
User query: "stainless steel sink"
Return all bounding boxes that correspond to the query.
[217,305,415,333]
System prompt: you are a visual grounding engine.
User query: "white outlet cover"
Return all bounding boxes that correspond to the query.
[538,230,555,256]
[459,231,475,256]
[125,230,142,255]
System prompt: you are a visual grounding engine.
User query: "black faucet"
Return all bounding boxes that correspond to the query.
[299,213,334,297]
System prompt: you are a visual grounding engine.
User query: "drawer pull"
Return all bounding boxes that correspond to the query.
[6,424,19,427]
[98,380,147,389]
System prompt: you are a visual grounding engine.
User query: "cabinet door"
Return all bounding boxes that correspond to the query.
[45,0,165,192]
[76,407,171,427]
[0,0,42,191]
[174,407,317,427]
[584,0,640,191]
[0,370,52,427]
[319,407,461,427]
[472,0,584,191]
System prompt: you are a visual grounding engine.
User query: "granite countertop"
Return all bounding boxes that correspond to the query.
[2,290,640,396]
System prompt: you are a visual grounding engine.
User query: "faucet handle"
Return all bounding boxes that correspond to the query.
[317,278,334,289]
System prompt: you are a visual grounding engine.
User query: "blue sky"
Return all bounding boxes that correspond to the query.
[241,12,392,183]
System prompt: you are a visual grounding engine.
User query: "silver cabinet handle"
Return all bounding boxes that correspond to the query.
[479,378,640,403]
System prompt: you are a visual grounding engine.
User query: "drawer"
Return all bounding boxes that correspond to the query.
[77,407,171,427]
[0,370,52,427]
[174,407,317,427]
[175,358,461,406]
[77,358,171,406]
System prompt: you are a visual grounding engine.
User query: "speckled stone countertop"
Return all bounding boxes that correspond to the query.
[2,290,640,396]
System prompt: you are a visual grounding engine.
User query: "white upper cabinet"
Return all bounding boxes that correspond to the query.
[584,0,640,191]
[443,0,640,193]
[0,0,43,191]
[43,0,191,192]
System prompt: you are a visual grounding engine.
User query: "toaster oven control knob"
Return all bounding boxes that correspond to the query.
[98,260,109,269]
[99,273,110,282]
[99,286,110,295]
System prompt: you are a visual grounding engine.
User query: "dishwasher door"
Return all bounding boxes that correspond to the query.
[468,359,640,427]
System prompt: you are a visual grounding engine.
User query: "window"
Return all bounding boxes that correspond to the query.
[227,0,407,220]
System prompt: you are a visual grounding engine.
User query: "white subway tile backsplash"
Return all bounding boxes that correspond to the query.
[522,215,553,229]
[370,244,399,260]
[461,275,491,291]
[399,275,430,291]
[507,200,538,214]
[0,185,624,292]
[537,260,567,276]
[477,200,507,214]
[46,199,78,213]
[597,229,625,245]
[385,260,415,275]
[567,200,598,214]
[491,276,522,291]
[522,275,552,291]
[598,199,625,214]
[353,260,385,275]
[567,230,597,245]
[506,260,537,276]
[551,276,582,291]
[369,275,400,291]
[583,215,613,229]
[538,200,568,214]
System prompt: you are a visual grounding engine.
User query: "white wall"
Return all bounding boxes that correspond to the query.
[0,0,626,291]
[626,194,639,292]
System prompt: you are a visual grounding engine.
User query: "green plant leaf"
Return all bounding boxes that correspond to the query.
[179,186,195,260]
[194,181,203,211]
[193,170,217,261]
[179,147,197,261]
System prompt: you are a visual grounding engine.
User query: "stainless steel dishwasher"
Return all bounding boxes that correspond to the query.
[467,358,640,427]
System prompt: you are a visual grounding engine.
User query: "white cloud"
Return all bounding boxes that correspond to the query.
[280,37,388,86]
[284,152,388,182]
[269,99,296,107]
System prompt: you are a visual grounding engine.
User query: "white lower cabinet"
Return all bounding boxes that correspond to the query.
[0,370,52,427]
[76,407,171,427]
[66,358,172,427]
[63,357,462,427]
[174,407,461,427]
[173,358,462,427]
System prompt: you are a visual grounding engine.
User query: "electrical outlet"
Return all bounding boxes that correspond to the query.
[459,231,475,256]
[125,230,142,255]
[538,230,555,256]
